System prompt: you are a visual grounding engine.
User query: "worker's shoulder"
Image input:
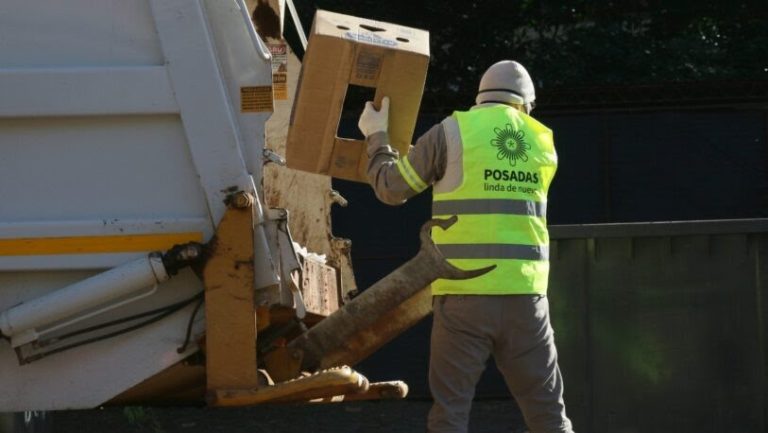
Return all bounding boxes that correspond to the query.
[416,120,449,143]
[521,112,553,134]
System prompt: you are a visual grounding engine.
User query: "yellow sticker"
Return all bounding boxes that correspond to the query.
[272,73,288,100]
[241,86,274,112]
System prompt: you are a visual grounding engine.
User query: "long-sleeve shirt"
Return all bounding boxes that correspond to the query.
[365,122,448,205]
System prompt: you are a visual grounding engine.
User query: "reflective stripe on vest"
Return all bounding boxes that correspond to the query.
[431,105,557,296]
[433,198,547,218]
[437,243,549,261]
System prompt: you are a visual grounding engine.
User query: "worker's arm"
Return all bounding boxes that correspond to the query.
[358,97,447,205]
[365,126,446,205]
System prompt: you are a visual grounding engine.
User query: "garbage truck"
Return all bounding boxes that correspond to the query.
[0,0,485,428]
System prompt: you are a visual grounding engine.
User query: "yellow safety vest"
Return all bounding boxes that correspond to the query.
[431,105,557,295]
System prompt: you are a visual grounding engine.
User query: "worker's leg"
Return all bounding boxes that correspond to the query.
[493,295,573,433]
[427,295,494,433]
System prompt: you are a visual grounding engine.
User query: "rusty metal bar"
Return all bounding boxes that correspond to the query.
[287,216,495,371]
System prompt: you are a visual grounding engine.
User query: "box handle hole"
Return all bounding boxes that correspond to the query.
[396,37,410,43]
[337,25,350,30]
[338,85,376,140]
[359,24,386,32]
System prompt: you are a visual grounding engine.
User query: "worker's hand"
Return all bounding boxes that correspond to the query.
[358,96,390,137]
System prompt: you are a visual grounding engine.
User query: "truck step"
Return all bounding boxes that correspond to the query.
[207,366,378,406]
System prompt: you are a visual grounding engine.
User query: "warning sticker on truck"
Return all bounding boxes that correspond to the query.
[241,86,273,112]
[269,43,289,100]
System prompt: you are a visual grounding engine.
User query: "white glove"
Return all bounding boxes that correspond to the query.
[357,96,390,137]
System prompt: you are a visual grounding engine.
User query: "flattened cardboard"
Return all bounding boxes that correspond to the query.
[286,10,430,183]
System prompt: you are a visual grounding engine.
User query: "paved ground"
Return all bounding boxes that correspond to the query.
[53,399,527,433]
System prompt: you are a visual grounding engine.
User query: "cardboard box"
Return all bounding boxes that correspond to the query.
[286,10,430,183]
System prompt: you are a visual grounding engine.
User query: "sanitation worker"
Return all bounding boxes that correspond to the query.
[357,60,573,433]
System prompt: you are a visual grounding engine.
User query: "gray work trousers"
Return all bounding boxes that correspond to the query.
[427,295,573,433]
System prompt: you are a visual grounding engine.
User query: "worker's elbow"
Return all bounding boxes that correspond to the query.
[374,189,408,206]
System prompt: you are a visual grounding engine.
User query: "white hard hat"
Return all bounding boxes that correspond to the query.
[475,60,536,110]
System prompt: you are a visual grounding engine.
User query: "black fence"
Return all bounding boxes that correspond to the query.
[548,219,768,432]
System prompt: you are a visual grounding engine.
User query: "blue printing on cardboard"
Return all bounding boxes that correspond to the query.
[344,31,398,48]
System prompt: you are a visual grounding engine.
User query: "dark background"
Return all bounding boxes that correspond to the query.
[288,0,768,108]
[286,0,768,401]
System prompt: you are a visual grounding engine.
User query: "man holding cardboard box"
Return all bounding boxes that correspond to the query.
[358,60,574,433]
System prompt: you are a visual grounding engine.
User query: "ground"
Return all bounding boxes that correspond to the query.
[52,399,527,433]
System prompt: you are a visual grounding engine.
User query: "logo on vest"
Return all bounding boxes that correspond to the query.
[491,124,530,166]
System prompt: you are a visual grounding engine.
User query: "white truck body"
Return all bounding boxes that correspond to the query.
[0,0,279,410]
